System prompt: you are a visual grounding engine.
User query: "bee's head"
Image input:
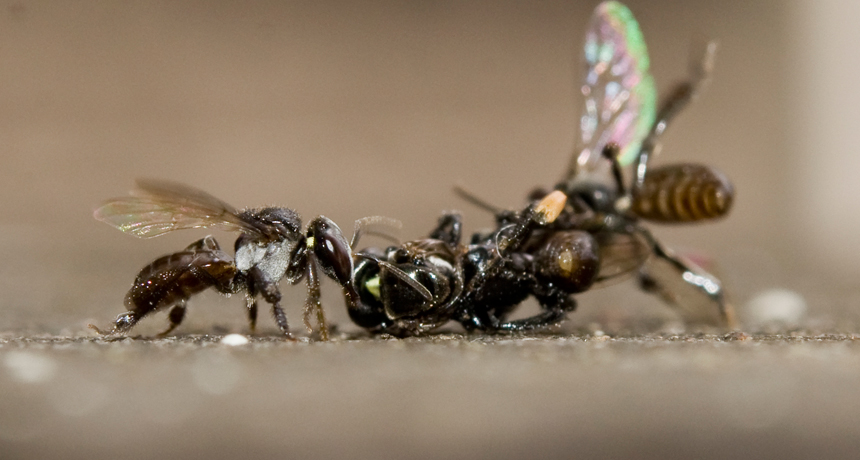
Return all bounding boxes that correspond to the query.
[353,242,460,323]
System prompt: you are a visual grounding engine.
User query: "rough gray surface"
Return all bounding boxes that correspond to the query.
[0,1,858,459]
[1,332,859,459]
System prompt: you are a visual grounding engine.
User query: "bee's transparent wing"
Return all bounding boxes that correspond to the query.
[639,244,734,327]
[594,228,734,327]
[591,229,651,287]
[566,1,657,179]
[94,179,259,238]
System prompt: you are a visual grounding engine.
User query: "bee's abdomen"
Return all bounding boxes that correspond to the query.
[534,230,600,294]
[125,251,236,315]
[632,163,734,223]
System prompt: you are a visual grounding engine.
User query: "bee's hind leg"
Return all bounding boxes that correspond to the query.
[494,295,577,333]
[157,302,187,337]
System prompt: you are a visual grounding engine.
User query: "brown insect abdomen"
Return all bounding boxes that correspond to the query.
[632,163,734,223]
[125,251,237,316]
[534,230,600,293]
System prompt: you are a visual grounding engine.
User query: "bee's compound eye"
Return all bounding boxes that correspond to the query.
[308,217,353,286]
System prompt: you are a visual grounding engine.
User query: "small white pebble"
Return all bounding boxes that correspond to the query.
[4,351,57,383]
[220,334,250,346]
[746,288,807,328]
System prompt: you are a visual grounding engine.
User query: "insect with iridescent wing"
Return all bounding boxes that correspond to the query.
[343,1,736,335]
[92,179,397,339]
[552,0,735,327]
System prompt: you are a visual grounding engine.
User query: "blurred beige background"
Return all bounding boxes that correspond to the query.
[0,0,855,333]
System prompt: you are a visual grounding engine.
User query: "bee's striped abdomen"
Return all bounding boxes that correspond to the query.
[632,163,733,223]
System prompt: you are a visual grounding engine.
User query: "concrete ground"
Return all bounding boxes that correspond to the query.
[2,2,859,459]
[1,332,858,460]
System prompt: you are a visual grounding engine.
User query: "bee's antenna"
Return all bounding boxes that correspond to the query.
[354,253,433,301]
[351,216,402,249]
[453,185,503,215]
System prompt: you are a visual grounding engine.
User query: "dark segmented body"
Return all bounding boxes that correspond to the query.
[534,230,600,294]
[631,164,733,223]
[126,250,237,316]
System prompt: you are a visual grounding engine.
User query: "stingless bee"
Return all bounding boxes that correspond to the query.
[92,179,393,339]
[555,0,735,327]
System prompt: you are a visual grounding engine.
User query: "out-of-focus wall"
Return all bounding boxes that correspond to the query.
[788,0,860,282]
[0,0,853,332]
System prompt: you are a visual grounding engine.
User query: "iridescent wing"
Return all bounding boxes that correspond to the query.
[566,1,657,179]
[94,179,260,238]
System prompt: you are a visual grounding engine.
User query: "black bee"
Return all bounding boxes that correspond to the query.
[342,1,736,336]
[346,191,575,336]
[342,195,611,336]
[92,179,374,340]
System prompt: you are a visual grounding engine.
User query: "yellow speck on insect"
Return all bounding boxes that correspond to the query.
[365,275,381,300]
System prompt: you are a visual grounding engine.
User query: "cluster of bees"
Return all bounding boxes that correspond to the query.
[92,2,735,339]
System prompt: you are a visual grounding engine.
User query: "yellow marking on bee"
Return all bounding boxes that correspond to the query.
[365,275,381,300]
[535,190,567,224]
[306,236,315,248]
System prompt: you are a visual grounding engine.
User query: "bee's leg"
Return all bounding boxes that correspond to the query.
[462,298,573,333]
[459,264,575,334]
[601,144,627,196]
[264,287,292,340]
[88,310,140,335]
[303,257,330,341]
[638,229,736,328]
[457,303,494,332]
[494,310,566,332]
[496,295,577,332]
[242,267,295,340]
[157,302,187,337]
[249,267,293,340]
[246,297,258,333]
[459,192,568,324]
[635,42,717,190]
[497,191,567,254]
[428,212,462,246]
[184,235,221,252]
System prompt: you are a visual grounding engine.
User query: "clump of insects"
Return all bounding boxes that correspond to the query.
[94,1,734,339]
[92,179,397,340]
[342,1,736,336]
[93,177,565,339]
